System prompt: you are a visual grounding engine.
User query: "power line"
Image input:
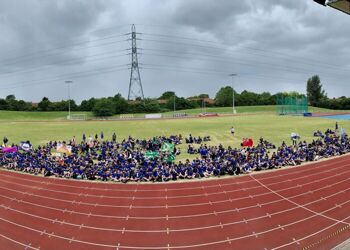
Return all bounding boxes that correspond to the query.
[0,64,129,91]
[141,32,349,72]
[140,65,306,84]
[0,38,128,68]
[0,51,129,78]
[141,38,350,77]
[140,48,323,77]
[0,25,130,65]
[140,52,346,82]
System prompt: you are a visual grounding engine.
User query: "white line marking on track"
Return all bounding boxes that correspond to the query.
[0,234,39,250]
[2,186,349,234]
[250,175,350,226]
[2,201,350,249]
[0,162,348,201]
[273,215,350,249]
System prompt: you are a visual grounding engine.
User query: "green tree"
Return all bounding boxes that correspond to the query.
[0,99,8,110]
[215,86,235,107]
[38,97,51,111]
[5,95,17,110]
[5,95,15,101]
[92,99,115,117]
[113,94,128,114]
[80,98,96,111]
[159,91,176,100]
[307,75,326,106]
[236,90,258,106]
[143,99,161,113]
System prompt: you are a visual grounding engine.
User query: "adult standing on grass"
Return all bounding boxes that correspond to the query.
[112,132,117,143]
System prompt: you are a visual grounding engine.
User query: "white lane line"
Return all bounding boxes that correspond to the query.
[1,185,350,234]
[0,155,347,193]
[0,169,349,221]
[1,199,350,249]
[0,164,350,205]
[272,215,350,250]
[0,233,39,250]
[250,175,350,226]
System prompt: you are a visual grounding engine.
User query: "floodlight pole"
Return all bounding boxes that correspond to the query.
[229,74,237,115]
[65,80,73,119]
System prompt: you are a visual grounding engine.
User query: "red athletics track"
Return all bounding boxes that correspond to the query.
[0,155,350,250]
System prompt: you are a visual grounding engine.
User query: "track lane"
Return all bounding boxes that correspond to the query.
[0,155,349,249]
[0,167,349,233]
[0,160,348,209]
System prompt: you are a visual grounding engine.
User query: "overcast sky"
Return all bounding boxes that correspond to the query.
[0,0,349,103]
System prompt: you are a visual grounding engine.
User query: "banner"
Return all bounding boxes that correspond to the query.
[2,146,17,153]
[145,114,162,119]
[57,143,72,155]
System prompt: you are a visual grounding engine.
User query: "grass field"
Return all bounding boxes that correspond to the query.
[0,105,343,121]
[1,109,349,161]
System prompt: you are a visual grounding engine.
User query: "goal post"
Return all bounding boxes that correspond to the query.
[67,114,87,121]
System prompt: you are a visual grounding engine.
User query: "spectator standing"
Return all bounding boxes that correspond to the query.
[335,122,339,132]
[82,134,86,142]
[3,137,8,146]
[88,135,93,146]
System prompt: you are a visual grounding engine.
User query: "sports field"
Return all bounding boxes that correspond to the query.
[1,106,349,161]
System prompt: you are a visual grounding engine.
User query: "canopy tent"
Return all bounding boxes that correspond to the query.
[314,0,350,15]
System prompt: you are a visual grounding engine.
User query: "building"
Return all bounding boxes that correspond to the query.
[314,0,350,15]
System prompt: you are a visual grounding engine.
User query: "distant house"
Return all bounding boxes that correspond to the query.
[187,97,215,105]
[157,99,168,104]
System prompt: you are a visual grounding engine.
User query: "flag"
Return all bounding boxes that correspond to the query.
[20,142,32,151]
[161,142,174,153]
[166,153,176,163]
[144,151,159,160]
[340,127,346,138]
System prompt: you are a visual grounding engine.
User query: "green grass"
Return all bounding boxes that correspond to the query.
[0,106,342,121]
[1,113,349,162]
[0,111,92,121]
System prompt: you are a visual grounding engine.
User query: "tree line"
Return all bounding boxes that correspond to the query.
[0,90,283,116]
[306,75,350,110]
[0,75,347,116]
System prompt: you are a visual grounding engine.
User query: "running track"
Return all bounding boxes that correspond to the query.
[0,155,350,250]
